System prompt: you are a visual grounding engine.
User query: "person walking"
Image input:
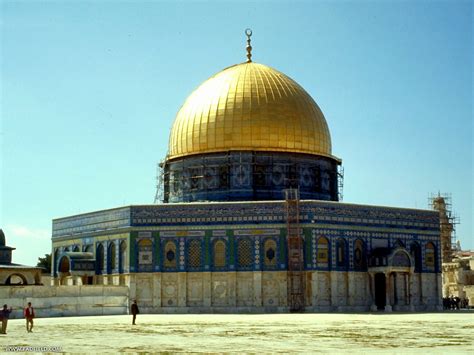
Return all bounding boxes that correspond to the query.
[131,300,139,325]
[0,304,12,334]
[24,302,35,333]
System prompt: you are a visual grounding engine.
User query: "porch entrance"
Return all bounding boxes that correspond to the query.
[374,273,386,310]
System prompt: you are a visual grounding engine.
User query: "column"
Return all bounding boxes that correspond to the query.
[385,272,392,312]
[404,273,408,306]
[408,273,415,311]
[369,273,377,311]
[393,272,398,306]
[419,273,425,305]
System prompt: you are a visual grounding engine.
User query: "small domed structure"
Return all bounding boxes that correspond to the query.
[0,229,14,264]
[0,229,5,246]
[163,62,341,202]
[0,229,42,285]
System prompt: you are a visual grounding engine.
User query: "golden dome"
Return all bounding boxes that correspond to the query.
[167,62,337,161]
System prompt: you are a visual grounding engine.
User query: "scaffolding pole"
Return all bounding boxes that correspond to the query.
[337,165,344,201]
[429,192,459,263]
[285,188,305,312]
[154,161,165,204]
[159,152,341,202]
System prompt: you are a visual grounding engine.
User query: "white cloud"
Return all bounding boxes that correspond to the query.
[4,224,50,241]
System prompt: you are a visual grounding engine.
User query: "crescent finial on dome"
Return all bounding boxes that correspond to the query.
[245,28,253,63]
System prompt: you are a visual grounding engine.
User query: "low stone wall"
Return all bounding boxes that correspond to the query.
[0,285,129,318]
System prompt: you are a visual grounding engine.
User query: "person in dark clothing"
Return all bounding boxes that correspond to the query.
[449,295,455,309]
[131,300,139,325]
[1,304,13,334]
[454,296,461,310]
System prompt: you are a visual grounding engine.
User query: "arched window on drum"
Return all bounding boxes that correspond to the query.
[163,240,177,270]
[425,242,436,271]
[263,238,277,268]
[213,240,226,269]
[137,239,153,272]
[316,237,329,268]
[353,239,367,271]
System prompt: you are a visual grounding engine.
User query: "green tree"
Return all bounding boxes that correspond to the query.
[36,253,51,274]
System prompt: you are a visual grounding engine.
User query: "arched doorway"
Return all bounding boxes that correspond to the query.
[107,242,116,274]
[119,241,127,274]
[374,273,386,310]
[59,256,70,273]
[5,273,28,285]
[53,248,59,277]
[96,244,104,274]
[410,242,422,272]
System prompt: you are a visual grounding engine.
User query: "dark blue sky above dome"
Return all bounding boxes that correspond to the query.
[1,1,472,264]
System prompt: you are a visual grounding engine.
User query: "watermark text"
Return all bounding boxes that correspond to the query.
[4,345,63,352]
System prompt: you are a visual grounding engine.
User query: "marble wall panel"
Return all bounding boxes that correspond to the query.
[314,271,331,306]
[351,272,368,305]
[161,273,179,307]
[187,273,204,307]
[211,272,229,306]
[236,272,254,306]
[262,272,280,307]
[135,275,153,308]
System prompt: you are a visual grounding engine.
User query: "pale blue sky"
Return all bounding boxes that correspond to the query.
[1,0,472,265]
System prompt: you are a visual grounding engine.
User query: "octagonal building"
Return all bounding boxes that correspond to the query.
[51,33,442,313]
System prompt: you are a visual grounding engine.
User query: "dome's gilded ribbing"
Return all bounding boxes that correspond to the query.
[167,62,335,160]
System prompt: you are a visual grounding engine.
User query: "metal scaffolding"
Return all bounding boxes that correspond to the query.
[337,165,344,201]
[154,161,165,204]
[285,188,305,312]
[154,153,343,204]
[429,192,459,263]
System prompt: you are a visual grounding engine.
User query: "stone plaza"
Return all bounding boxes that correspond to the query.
[1,313,473,353]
